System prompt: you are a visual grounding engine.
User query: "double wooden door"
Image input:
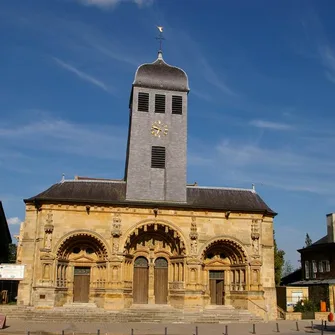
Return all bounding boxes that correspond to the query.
[209,271,225,305]
[73,267,90,303]
[133,257,168,304]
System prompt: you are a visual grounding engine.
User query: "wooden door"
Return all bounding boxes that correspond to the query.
[133,257,149,304]
[209,271,224,305]
[154,258,168,304]
[73,267,90,303]
[216,280,224,305]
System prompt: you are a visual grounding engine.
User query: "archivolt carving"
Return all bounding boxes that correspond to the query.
[123,222,186,256]
[56,231,109,261]
[201,237,248,264]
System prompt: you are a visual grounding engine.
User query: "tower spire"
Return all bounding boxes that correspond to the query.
[156,26,164,58]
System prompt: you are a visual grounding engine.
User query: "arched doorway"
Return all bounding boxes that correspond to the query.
[125,222,186,305]
[56,233,109,303]
[133,257,149,304]
[154,257,168,304]
[202,239,248,306]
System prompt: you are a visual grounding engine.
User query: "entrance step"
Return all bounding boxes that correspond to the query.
[0,305,263,323]
[63,302,97,308]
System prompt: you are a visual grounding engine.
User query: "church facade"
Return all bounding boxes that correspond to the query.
[17,51,277,320]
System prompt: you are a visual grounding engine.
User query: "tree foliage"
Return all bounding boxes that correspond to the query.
[305,233,312,247]
[7,244,17,263]
[274,230,285,286]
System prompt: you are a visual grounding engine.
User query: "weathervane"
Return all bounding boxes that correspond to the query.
[156,26,164,52]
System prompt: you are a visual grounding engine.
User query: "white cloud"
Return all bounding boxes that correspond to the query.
[7,217,21,225]
[249,120,293,131]
[188,134,335,195]
[53,57,114,94]
[0,117,126,161]
[76,0,153,9]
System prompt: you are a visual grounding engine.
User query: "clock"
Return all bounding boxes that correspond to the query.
[151,120,168,137]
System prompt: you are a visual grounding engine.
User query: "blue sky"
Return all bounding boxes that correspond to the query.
[1,0,335,267]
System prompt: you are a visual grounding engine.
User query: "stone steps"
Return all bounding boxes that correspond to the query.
[0,305,263,323]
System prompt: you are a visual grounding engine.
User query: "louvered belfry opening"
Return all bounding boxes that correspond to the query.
[138,92,149,112]
[151,146,166,169]
[155,94,165,113]
[172,95,182,114]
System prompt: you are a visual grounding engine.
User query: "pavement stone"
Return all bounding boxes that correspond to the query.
[0,319,333,335]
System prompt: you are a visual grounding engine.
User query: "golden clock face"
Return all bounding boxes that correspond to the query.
[151,120,168,137]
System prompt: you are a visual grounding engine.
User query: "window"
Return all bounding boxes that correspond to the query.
[155,94,165,113]
[172,95,183,114]
[305,261,310,279]
[138,92,149,112]
[319,261,324,273]
[312,260,317,278]
[326,260,330,272]
[151,146,165,169]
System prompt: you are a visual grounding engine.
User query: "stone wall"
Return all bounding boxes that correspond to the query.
[17,202,276,319]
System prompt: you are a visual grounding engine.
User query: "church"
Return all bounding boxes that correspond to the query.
[16,49,277,320]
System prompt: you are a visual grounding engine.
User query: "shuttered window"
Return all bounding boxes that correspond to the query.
[155,94,165,113]
[151,146,165,169]
[138,92,149,112]
[172,95,182,114]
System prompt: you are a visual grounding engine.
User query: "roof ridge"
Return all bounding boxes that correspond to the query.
[60,179,126,184]
[187,185,255,192]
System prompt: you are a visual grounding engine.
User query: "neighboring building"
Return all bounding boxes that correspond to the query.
[0,201,12,263]
[276,286,308,312]
[17,50,277,319]
[290,213,335,311]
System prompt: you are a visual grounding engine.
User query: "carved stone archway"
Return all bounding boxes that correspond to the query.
[55,232,110,304]
[201,238,249,306]
[124,222,186,305]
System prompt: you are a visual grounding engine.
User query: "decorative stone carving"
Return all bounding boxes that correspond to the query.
[189,216,198,255]
[251,219,261,257]
[112,213,122,254]
[111,213,122,237]
[190,239,198,255]
[189,216,198,240]
[44,211,54,250]
[14,222,24,263]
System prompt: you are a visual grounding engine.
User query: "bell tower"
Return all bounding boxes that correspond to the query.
[125,50,189,203]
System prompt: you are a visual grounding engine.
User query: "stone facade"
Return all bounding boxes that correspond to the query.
[17,202,276,319]
[16,51,277,320]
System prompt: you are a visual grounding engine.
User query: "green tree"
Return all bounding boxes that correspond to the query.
[305,233,312,247]
[7,244,17,263]
[274,230,285,286]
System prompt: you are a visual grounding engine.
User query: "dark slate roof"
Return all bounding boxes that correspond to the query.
[133,52,189,92]
[297,235,332,253]
[290,279,335,286]
[0,201,12,244]
[281,268,302,286]
[24,180,276,215]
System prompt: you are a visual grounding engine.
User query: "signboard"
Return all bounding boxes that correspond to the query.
[0,264,25,280]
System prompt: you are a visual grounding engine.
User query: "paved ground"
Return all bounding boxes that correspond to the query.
[0,319,334,335]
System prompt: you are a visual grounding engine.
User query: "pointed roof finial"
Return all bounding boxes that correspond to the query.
[156,26,165,57]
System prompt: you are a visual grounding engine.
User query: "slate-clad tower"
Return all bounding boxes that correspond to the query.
[125,51,189,203]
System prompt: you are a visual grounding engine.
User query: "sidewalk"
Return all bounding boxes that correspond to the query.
[0,319,332,335]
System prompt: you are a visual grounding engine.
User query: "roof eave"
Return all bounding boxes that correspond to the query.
[24,197,276,216]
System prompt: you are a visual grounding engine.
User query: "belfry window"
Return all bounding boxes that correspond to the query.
[151,146,165,169]
[155,94,165,113]
[138,92,149,112]
[172,95,182,114]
